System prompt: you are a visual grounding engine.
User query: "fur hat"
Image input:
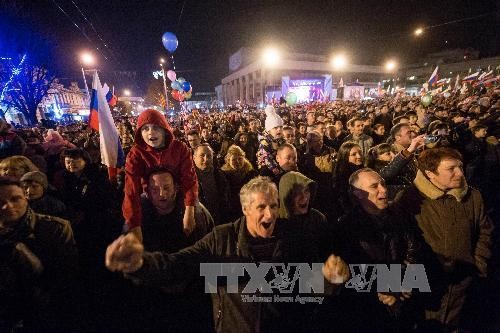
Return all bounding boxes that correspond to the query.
[20,171,48,190]
[264,105,283,132]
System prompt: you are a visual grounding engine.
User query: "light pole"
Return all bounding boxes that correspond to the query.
[160,58,169,111]
[80,52,95,101]
[261,47,281,104]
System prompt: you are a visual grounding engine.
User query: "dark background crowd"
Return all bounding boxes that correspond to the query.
[0,84,499,333]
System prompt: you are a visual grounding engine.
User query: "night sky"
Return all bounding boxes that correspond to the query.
[0,0,498,94]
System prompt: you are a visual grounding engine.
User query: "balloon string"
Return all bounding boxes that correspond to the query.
[171,55,176,71]
[176,0,187,33]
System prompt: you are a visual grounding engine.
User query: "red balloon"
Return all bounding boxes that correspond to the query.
[172,90,184,102]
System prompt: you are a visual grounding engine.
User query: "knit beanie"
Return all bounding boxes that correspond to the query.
[20,171,48,190]
[264,105,283,132]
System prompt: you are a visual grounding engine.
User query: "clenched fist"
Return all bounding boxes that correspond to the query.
[105,233,144,273]
[322,254,350,284]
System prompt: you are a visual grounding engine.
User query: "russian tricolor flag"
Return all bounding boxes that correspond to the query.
[477,70,493,82]
[436,78,448,86]
[462,71,480,82]
[88,72,125,179]
[427,66,439,86]
[106,89,117,107]
[89,87,99,131]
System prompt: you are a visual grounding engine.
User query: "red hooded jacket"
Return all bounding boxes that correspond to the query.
[122,109,198,229]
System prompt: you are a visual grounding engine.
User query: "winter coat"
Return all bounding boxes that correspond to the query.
[278,171,334,261]
[332,163,363,215]
[42,130,76,156]
[373,151,418,200]
[54,164,121,268]
[336,204,421,331]
[221,164,258,223]
[256,133,285,174]
[464,137,487,189]
[0,208,78,331]
[338,203,420,267]
[126,217,337,333]
[196,166,230,225]
[395,171,494,328]
[123,109,199,229]
[0,130,26,159]
[343,133,374,157]
[299,146,337,220]
[29,194,67,219]
[141,196,214,253]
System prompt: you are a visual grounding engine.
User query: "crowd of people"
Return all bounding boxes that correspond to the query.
[0,83,499,332]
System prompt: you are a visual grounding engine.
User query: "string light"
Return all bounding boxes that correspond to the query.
[0,54,27,103]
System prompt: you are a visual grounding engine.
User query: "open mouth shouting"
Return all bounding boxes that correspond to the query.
[261,221,272,230]
[146,136,164,148]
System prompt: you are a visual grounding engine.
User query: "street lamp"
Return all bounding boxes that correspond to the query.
[262,47,281,67]
[261,47,281,104]
[81,53,94,66]
[123,89,131,96]
[385,60,397,72]
[80,52,95,101]
[331,54,348,71]
[414,27,424,36]
[159,58,169,110]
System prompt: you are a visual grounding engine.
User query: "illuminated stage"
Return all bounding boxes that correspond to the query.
[281,75,333,102]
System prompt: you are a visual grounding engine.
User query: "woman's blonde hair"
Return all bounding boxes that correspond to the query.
[221,145,253,172]
[0,155,39,177]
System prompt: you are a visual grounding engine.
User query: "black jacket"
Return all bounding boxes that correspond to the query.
[338,204,420,266]
[336,204,421,331]
[29,194,67,219]
[196,167,231,225]
[373,152,417,200]
[141,195,214,253]
[0,208,78,331]
[127,217,337,333]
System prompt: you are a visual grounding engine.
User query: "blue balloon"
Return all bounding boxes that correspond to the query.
[182,81,191,92]
[162,32,178,53]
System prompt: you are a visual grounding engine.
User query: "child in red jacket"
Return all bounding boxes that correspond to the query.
[122,109,198,241]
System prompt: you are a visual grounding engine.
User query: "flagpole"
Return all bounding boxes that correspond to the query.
[82,67,90,101]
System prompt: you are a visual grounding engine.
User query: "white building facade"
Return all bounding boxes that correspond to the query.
[220,48,387,106]
[38,81,88,120]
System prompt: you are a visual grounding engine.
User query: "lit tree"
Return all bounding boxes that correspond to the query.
[145,78,166,107]
[0,67,8,120]
[1,63,55,125]
[145,77,178,111]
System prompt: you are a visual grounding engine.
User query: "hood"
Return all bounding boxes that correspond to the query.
[134,109,173,149]
[278,171,317,219]
[414,170,469,202]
